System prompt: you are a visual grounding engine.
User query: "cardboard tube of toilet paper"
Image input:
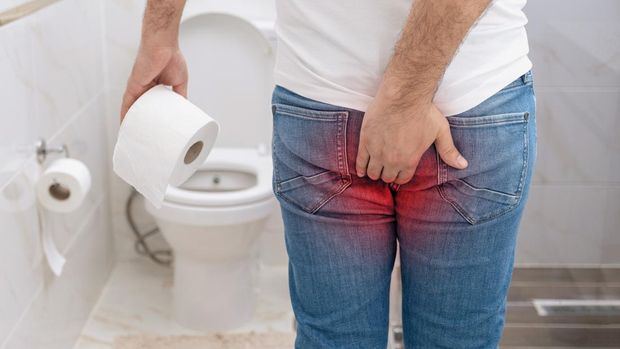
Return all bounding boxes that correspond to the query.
[112,85,219,208]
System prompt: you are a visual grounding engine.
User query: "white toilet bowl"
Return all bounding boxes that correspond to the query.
[145,148,276,331]
[144,1,279,332]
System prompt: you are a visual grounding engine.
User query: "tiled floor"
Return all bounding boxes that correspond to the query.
[73,258,295,349]
[501,267,620,348]
[74,259,620,349]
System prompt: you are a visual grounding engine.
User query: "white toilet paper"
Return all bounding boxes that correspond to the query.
[36,201,66,276]
[36,158,92,213]
[35,157,92,276]
[112,85,219,208]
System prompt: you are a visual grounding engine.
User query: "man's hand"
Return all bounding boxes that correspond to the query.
[354,0,491,184]
[120,0,187,121]
[356,87,467,185]
[120,46,188,120]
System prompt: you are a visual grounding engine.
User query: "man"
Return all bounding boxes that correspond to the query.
[121,0,537,347]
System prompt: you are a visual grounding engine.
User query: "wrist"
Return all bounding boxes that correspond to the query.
[141,31,179,50]
[379,73,434,110]
[138,40,179,55]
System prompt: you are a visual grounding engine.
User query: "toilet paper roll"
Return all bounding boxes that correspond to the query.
[36,158,92,213]
[36,200,66,276]
[112,85,219,208]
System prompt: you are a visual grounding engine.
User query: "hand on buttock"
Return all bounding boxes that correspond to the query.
[355,88,468,185]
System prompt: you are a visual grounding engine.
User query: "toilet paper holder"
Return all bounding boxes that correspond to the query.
[35,138,70,164]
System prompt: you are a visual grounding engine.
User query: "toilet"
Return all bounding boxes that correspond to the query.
[144,0,278,332]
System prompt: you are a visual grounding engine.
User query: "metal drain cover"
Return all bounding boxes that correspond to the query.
[533,299,620,316]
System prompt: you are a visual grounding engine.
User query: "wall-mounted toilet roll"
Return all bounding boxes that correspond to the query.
[36,158,92,213]
[35,157,92,276]
[112,85,219,208]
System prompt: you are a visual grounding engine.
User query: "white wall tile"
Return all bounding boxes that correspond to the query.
[532,89,620,185]
[31,0,104,135]
[0,17,36,185]
[3,201,114,349]
[0,164,41,343]
[525,0,620,87]
[516,185,613,265]
[0,0,114,346]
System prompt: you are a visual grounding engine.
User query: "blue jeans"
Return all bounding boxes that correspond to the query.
[271,70,537,349]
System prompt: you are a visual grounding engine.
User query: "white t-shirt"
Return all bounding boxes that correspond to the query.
[273,0,532,116]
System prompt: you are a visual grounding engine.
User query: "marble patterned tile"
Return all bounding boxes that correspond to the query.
[31,0,105,136]
[0,161,42,344]
[0,15,36,186]
[3,200,115,349]
[73,259,294,349]
[531,90,620,185]
[525,0,620,87]
[516,185,612,265]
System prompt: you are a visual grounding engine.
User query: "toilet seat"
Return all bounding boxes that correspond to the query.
[164,147,273,207]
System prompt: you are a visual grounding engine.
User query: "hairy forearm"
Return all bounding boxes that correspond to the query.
[141,0,186,47]
[383,0,492,107]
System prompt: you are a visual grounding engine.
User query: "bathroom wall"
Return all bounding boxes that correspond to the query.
[102,0,619,266]
[515,0,620,265]
[0,1,115,348]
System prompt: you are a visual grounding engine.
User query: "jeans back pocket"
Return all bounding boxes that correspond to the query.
[437,111,530,224]
[272,103,352,214]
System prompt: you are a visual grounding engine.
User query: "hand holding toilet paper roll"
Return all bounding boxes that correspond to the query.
[113,85,219,208]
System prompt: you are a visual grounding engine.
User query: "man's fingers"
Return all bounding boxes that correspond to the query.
[394,168,415,185]
[120,91,138,121]
[355,144,371,177]
[173,81,188,98]
[435,120,468,169]
[381,166,399,183]
[366,157,383,181]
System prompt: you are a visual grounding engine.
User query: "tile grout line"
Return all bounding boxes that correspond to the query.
[46,89,106,145]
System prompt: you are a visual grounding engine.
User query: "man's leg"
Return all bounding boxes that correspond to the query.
[395,71,537,348]
[271,86,397,348]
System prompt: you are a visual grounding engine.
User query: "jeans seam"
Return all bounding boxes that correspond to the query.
[308,177,352,214]
[338,112,350,176]
[436,147,448,184]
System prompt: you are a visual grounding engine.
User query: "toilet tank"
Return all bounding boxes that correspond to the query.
[180,0,277,151]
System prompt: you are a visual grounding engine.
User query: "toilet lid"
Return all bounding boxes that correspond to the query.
[164,148,273,207]
[179,13,275,149]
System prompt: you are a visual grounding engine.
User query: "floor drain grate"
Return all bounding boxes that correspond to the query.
[532,299,620,316]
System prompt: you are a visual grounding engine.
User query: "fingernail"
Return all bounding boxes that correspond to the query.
[457,155,468,168]
[357,171,364,177]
